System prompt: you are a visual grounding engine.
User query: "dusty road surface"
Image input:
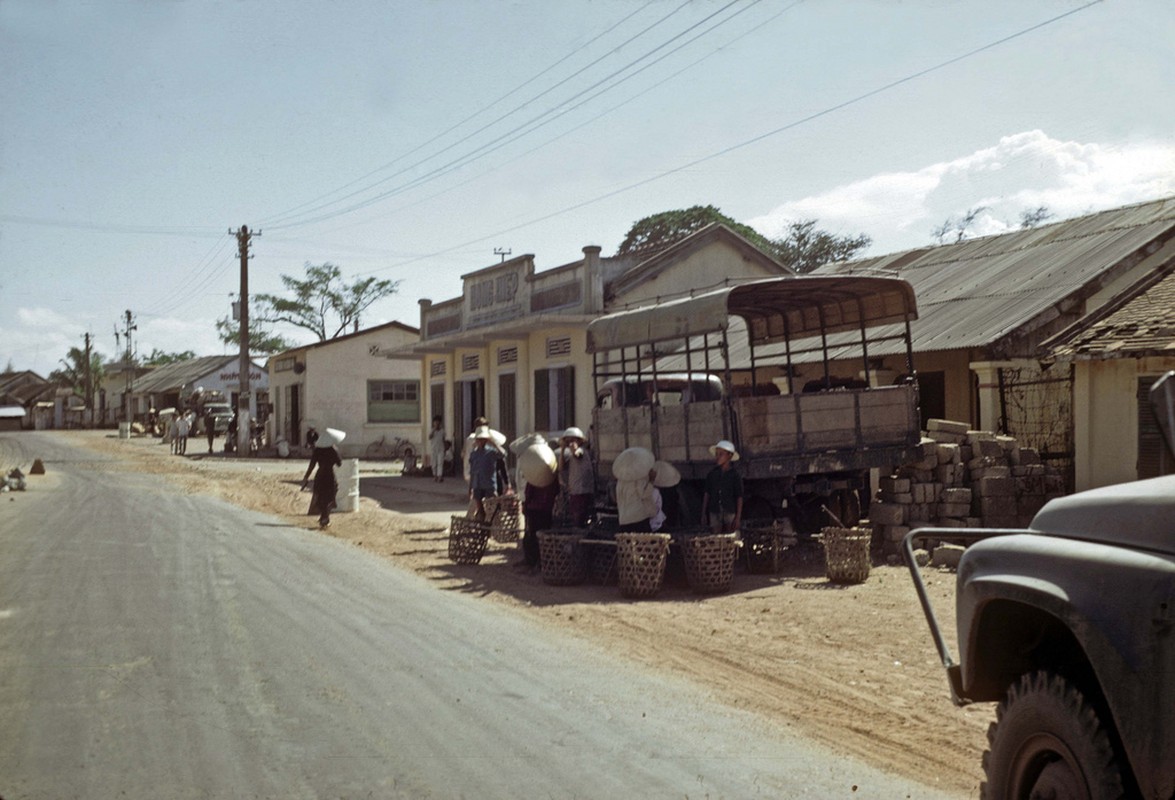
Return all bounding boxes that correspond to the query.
[1,431,988,798]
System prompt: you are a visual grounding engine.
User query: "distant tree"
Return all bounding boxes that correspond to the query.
[770,219,872,274]
[616,205,775,258]
[144,348,196,366]
[2,358,13,374]
[216,305,295,357]
[616,206,870,273]
[250,262,401,342]
[49,346,105,397]
[932,206,989,245]
[1019,205,1053,229]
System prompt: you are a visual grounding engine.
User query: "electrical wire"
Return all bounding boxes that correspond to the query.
[346,0,1105,275]
[262,0,749,230]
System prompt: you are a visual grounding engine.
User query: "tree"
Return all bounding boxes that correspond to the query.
[215,306,295,357]
[770,219,872,274]
[616,206,871,273]
[251,262,401,342]
[1019,205,1053,229]
[144,348,196,366]
[2,358,13,374]
[617,205,775,258]
[49,346,104,397]
[932,206,989,245]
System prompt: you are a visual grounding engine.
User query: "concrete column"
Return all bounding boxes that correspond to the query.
[970,360,1018,433]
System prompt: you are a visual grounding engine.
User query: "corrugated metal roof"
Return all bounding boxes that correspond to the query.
[131,356,239,394]
[814,196,1175,356]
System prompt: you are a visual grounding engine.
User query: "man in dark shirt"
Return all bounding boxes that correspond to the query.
[700,439,743,533]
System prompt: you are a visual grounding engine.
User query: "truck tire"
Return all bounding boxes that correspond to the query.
[981,670,1126,800]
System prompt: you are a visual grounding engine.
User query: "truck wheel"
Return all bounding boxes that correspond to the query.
[981,670,1125,800]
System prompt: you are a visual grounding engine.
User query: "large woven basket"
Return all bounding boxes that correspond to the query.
[483,495,521,543]
[821,526,873,584]
[448,515,491,565]
[538,529,588,586]
[615,533,671,599]
[741,519,797,574]
[682,533,739,594]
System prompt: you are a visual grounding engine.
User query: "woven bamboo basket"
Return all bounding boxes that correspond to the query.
[483,495,521,543]
[741,519,797,574]
[448,515,491,565]
[682,533,739,594]
[615,533,671,599]
[538,529,588,585]
[821,526,873,584]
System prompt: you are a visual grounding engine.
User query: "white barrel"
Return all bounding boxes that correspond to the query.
[335,458,361,513]
[118,422,131,440]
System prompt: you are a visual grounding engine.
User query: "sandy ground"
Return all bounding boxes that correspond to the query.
[42,431,990,797]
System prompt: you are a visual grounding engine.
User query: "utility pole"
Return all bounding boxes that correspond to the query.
[231,224,259,455]
[120,310,137,424]
[83,332,93,428]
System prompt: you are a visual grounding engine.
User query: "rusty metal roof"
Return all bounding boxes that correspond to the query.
[815,196,1175,356]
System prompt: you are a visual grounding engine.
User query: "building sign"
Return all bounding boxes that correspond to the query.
[219,370,264,382]
[466,261,527,329]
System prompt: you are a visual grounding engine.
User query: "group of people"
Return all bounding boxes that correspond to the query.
[165,410,196,455]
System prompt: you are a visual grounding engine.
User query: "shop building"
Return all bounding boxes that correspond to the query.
[393,224,790,471]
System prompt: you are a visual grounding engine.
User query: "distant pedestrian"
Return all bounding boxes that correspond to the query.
[205,409,216,453]
[167,415,179,454]
[429,415,446,482]
[226,412,238,453]
[302,427,345,529]
[175,413,190,456]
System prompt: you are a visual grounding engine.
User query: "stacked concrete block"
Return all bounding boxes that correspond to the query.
[870,419,1068,553]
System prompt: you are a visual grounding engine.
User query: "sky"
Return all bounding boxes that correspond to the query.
[2,0,1173,376]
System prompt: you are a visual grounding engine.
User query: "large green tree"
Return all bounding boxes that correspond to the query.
[616,206,872,273]
[617,205,775,258]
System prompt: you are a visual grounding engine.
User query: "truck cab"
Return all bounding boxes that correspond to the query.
[904,372,1175,799]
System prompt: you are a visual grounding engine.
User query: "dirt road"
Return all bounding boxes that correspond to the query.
[18,430,989,797]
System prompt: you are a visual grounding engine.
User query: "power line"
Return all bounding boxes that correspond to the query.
[293,0,792,244]
[262,0,750,230]
[261,0,661,224]
[351,0,1104,276]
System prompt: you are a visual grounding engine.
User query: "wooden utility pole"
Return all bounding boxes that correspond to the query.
[120,310,136,424]
[231,225,259,455]
[83,332,93,427]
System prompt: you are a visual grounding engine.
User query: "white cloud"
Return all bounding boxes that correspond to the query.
[747,131,1175,254]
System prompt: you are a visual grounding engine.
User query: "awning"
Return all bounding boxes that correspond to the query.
[586,275,917,353]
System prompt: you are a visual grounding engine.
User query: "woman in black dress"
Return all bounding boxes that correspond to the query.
[302,427,344,528]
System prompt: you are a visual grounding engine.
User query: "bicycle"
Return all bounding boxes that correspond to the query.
[364,434,415,460]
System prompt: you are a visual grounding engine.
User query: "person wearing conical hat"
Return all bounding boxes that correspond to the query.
[302,427,345,529]
[559,426,595,527]
[701,439,743,534]
[468,425,510,522]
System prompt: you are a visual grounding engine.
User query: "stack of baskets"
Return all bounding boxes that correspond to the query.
[448,515,491,565]
[615,533,671,599]
[483,495,521,543]
[538,528,588,585]
[820,526,873,584]
[682,533,739,594]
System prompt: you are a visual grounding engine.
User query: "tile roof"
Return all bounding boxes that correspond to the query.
[1047,266,1175,359]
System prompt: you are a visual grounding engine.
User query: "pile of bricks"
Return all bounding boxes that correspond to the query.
[870,418,1066,553]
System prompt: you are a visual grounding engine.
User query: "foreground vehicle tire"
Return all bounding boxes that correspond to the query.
[982,670,1126,800]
